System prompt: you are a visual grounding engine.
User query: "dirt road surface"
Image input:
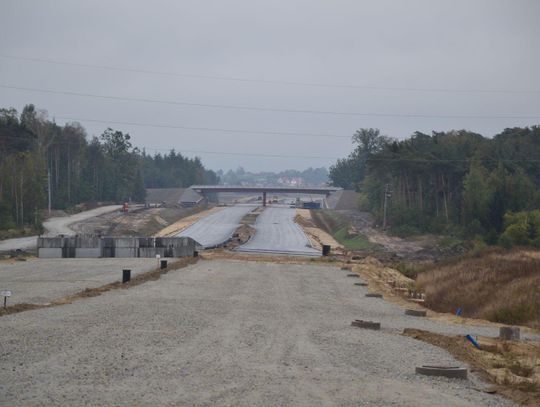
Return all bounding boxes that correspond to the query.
[0,260,514,406]
[0,205,121,252]
[0,258,157,304]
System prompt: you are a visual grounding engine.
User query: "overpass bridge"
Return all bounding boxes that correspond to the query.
[189,185,341,206]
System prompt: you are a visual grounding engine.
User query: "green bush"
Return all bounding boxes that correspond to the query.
[501,223,530,246]
[391,224,420,238]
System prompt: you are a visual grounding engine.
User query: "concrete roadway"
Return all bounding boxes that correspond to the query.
[236,206,320,256]
[176,204,255,248]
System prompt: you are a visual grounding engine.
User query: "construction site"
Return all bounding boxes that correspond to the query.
[2,2,540,405]
[1,188,539,407]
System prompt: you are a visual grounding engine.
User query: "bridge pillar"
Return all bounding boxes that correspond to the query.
[263,191,267,207]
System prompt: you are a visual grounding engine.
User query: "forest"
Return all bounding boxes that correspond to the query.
[329,126,540,246]
[0,104,219,232]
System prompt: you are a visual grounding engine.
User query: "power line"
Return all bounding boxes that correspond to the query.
[2,84,539,120]
[3,134,540,162]
[53,116,348,139]
[1,54,538,95]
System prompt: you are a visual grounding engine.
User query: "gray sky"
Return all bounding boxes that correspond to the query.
[1,0,539,172]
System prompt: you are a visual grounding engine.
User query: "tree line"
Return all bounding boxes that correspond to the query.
[329,126,540,245]
[218,166,328,186]
[0,104,218,231]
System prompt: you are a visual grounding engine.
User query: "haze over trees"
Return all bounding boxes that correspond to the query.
[0,104,218,231]
[218,166,328,186]
[330,126,540,245]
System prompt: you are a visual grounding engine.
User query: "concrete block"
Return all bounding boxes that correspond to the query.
[62,247,76,258]
[114,248,138,258]
[138,247,157,258]
[416,366,467,379]
[138,237,155,248]
[499,326,520,341]
[102,247,114,258]
[351,320,380,330]
[76,236,101,248]
[114,238,139,248]
[154,248,167,257]
[75,248,102,258]
[101,237,115,248]
[405,309,427,317]
[38,237,64,248]
[38,248,63,258]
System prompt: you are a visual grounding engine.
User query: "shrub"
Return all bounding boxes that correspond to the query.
[501,223,529,246]
[391,224,420,238]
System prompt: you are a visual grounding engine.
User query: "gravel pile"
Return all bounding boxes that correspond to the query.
[0,260,519,406]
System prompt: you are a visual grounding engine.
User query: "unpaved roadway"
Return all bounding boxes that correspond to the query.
[0,205,121,252]
[237,207,320,256]
[0,258,157,304]
[0,260,514,406]
[176,204,255,248]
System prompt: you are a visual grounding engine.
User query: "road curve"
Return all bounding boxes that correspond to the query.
[236,206,320,256]
[0,205,121,252]
[176,205,255,248]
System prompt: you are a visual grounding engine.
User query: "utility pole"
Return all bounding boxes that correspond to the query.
[47,168,52,215]
[382,183,390,230]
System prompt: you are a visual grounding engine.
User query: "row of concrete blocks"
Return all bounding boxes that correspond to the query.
[38,236,192,249]
[37,236,198,258]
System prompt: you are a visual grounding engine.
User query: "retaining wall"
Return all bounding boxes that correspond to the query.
[37,236,198,259]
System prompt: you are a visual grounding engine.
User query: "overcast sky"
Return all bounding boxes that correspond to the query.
[1,0,539,172]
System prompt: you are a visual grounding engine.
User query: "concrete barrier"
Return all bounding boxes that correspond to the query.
[499,326,520,341]
[38,236,198,258]
[38,248,63,258]
[405,309,427,317]
[351,320,381,330]
[115,248,138,258]
[416,366,467,379]
[75,248,101,258]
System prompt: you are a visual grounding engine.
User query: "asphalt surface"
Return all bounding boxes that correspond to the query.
[0,259,515,406]
[176,204,255,248]
[237,206,320,256]
[0,258,157,304]
[0,205,121,252]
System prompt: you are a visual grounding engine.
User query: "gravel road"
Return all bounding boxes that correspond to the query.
[0,259,515,406]
[177,204,255,248]
[237,206,320,256]
[0,205,121,252]
[0,258,157,304]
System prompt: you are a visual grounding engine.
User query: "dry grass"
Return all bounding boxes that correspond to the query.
[416,248,540,328]
[403,328,540,406]
[0,257,198,317]
[295,210,344,251]
[154,206,223,237]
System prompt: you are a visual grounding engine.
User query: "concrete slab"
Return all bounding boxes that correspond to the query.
[75,248,102,258]
[37,248,63,258]
[114,248,138,258]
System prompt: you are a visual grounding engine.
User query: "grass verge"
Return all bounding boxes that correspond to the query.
[403,328,540,406]
[416,247,540,328]
[334,227,379,250]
